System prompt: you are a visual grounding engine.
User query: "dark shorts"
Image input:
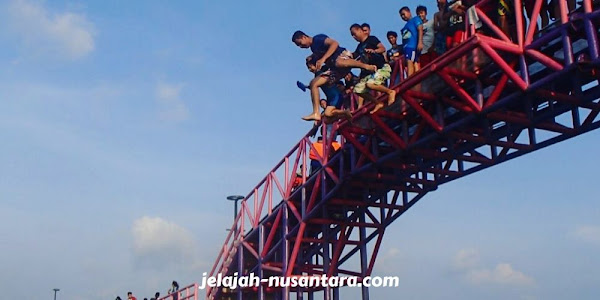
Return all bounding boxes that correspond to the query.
[322,85,343,109]
[404,47,420,62]
[324,49,353,69]
[419,51,438,67]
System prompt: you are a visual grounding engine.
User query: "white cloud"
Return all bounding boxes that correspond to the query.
[5,0,95,59]
[572,225,600,245]
[465,263,535,286]
[156,82,190,122]
[453,248,480,270]
[132,216,202,271]
[453,249,534,286]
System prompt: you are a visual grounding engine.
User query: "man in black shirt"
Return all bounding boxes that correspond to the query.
[349,24,396,114]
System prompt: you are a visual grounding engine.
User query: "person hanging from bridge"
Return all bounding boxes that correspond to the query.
[309,136,341,175]
[349,23,396,114]
[292,31,378,121]
[399,6,424,78]
[304,55,353,124]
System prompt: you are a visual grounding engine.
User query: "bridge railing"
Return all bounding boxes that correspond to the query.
[158,283,198,300]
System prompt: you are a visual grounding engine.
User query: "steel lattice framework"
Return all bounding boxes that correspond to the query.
[208,1,600,299]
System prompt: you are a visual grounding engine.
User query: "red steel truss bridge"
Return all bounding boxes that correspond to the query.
[208,1,600,299]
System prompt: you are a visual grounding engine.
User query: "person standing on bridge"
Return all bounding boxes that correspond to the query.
[399,6,424,78]
[292,31,377,121]
[168,281,179,300]
[417,5,437,68]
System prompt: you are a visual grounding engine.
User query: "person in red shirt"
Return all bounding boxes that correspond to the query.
[127,292,137,300]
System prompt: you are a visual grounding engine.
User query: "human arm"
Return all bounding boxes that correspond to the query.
[417,25,424,51]
[316,37,340,69]
[365,42,386,55]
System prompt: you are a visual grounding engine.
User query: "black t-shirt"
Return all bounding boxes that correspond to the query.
[353,35,386,78]
[386,44,404,61]
[447,0,465,34]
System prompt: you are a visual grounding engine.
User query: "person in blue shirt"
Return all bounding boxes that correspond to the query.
[304,56,352,124]
[292,31,377,121]
[399,6,424,77]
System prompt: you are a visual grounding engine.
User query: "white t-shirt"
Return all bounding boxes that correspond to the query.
[421,19,435,54]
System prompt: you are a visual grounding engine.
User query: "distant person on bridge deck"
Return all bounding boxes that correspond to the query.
[150,292,160,300]
[305,56,353,124]
[349,24,396,114]
[310,136,341,175]
[292,31,377,121]
[168,281,179,300]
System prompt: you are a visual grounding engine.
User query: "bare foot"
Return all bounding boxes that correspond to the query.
[387,90,397,106]
[370,103,384,114]
[302,113,321,121]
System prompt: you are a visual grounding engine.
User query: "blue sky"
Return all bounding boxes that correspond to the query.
[0,1,599,299]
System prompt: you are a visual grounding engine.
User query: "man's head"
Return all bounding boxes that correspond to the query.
[416,5,427,21]
[336,81,345,92]
[344,72,352,81]
[292,30,311,48]
[361,23,371,36]
[305,55,318,73]
[350,23,367,42]
[437,0,447,10]
[399,6,412,21]
[387,31,398,45]
[127,292,133,299]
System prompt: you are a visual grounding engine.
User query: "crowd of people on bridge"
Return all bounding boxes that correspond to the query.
[292,0,578,123]
[115,280,180,300]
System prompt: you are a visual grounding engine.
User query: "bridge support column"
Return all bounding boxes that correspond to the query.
[282,203,290,300]
[359,206,370,300]
[258,224,265,300]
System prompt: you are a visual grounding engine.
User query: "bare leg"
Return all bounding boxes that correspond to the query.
[366,82,396,106]
[336,57,377,72]
[303,76,328,121]
[406,59,416,77]
[323,106,352,122]
[356,95,364,109]
[358,92,384,114]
